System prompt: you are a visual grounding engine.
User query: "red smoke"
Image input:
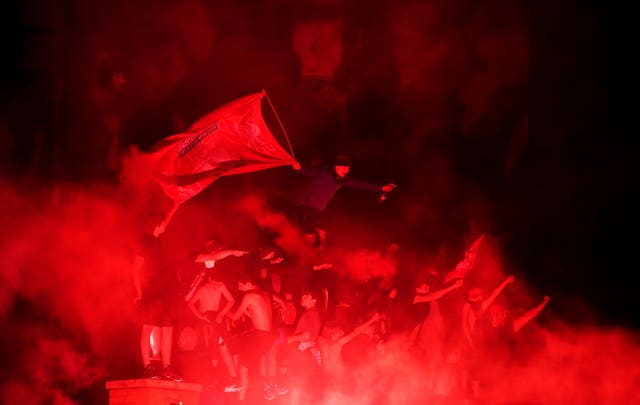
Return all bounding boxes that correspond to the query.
[338,247,398,282]
[1,2,634,405]
[2,173,639,404]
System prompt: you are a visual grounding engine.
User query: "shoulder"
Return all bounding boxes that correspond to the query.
[245,291,264,301]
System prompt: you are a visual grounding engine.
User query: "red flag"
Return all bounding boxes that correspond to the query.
[443,234,485,283]
[129,91,296,204]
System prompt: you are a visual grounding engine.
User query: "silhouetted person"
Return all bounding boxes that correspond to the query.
[283,287,325,403]
[461,275,514,395]
[471,295,551,400]
[411,275,463,394]
[133,211,182,381]
[293,155,395,250]
[319,311,383,380]
[187,268,237,388]
[227,273,275,401]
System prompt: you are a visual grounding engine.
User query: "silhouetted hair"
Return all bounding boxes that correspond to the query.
[333,155,351,167]
[414,271,439,289]
[237,271,258,286]
[302,287,323,306]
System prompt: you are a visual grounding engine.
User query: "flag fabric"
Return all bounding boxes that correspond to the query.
[129,91,296,203]
[443,234,485,283]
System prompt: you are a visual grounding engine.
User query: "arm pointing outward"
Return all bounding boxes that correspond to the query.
[513,295,551,333]
[481,275,515,313]
[195,249,249,268]
[336,312,384,347]
[414,279,463,304]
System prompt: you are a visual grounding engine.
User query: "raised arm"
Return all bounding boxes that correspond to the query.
[343,176,385,192]
[413,279,463,304]
[513,295,550,333]
[480,275,515,313]
[153,202,180,236]
[195,249,249,266]
[381,183,396,193]
[312,262,333,271]
[337,312,383,347]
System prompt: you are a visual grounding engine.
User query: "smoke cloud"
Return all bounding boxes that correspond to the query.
[1,0,634,404]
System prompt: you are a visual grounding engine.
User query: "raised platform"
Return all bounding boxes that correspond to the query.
[106,379,203,405]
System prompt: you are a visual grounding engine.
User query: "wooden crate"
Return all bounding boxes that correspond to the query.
[106,379,203,405]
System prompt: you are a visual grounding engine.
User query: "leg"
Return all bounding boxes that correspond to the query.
[150,326,162,361]
[298,205,323,250]
[160,326,174,368]
[218,342,238,378]
[315,228,327,249]
[260,352,268,382]
[267,342,278,382]
[203,323,213,348]
[239,365,248,401]
[158,326,182,381]
[461,366,469,395]
[472,379,480,398]
[140,324,155,367]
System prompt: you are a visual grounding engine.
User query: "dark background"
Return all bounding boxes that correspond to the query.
[0,0,635,365]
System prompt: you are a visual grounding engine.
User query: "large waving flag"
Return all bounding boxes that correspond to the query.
[129,91,297,204]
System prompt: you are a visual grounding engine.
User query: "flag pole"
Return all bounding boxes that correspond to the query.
[262,89,296,160]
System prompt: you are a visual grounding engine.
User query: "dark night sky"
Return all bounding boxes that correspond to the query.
[3,0,633,321]
[0,0,637,402]
[526,1,636,327]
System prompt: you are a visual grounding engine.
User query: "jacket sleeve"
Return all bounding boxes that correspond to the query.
[343,176,382,192]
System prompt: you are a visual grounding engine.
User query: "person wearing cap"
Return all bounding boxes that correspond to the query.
[293,155,396,250]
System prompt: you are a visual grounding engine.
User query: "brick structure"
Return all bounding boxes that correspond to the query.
[106,379,203,405]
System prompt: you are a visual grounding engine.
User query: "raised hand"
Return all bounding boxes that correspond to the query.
[382,183,397,193]
[313,262,333,270]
